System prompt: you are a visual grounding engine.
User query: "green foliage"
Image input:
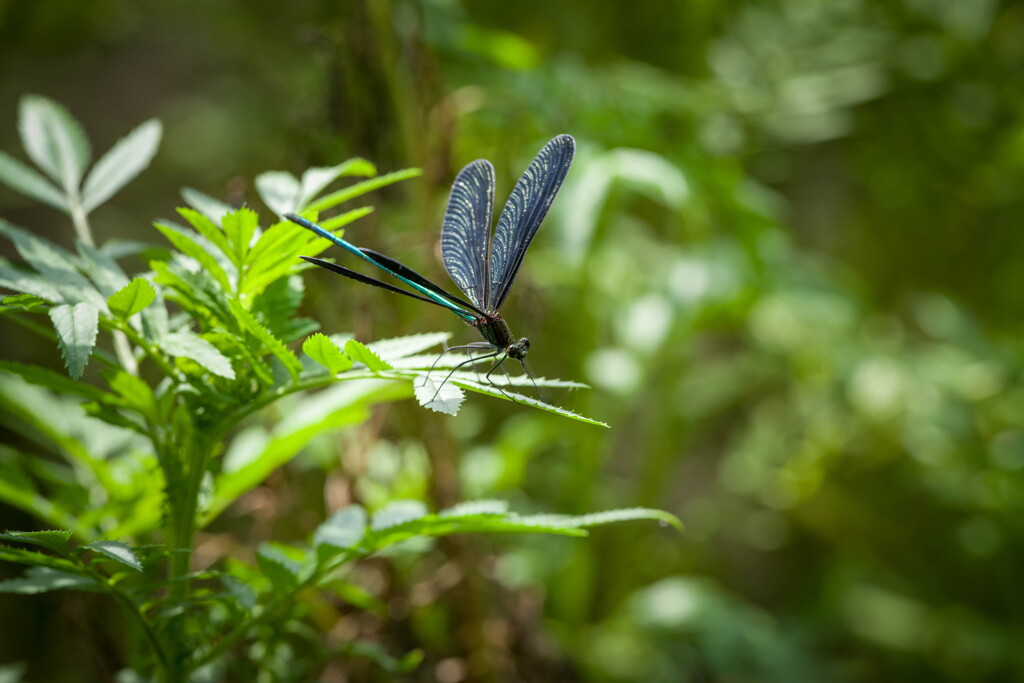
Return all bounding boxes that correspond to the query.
[0,95,658,681]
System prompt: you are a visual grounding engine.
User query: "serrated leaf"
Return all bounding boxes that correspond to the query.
[306,168,422,213]
[104,369,157,417]
[177,207,233,263]
[519,508,683,531]
[85,540,143,572]
[256,543,301,591]
[413,373,465,415]
[439,500,510,518]
[81,119,161,212]
[344,339,392,371]
[19,95,90,193]
[0,151,67,210]
[253,275,314,342]
[0,220,104,306]
[303,333,353,374]
[0,292,48,311]
[296,158,377,209]
[367,332,451,361]
[256,170,301,216]
[108,278,156,318]
[451,376,609,427]
[159,331,235,379]
[371,501,428,531]
[222,208,259,265]
[0,262,64,302]
[181,187,232,224]
[153,222,232,291]
[228,299,302,380]
[49,303,99,380]
[75,241,129,296]
[0,529,71,554]
[314,506,367,557]
[0,567,98,594]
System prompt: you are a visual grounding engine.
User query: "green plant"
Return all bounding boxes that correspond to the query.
[0,95,677,681]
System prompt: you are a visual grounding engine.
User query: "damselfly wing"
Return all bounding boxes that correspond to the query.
[287,134,575,389]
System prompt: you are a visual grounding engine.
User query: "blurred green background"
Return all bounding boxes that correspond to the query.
[2,0,1023,681]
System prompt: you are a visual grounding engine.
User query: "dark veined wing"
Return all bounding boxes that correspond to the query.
[441,159,494,312]
[488,134,575,311]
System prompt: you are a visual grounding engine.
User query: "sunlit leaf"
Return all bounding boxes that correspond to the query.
[18,95,90,193]
[181,186,232,224]
[255,170,300,216]
[81,119,162,213]
[303,333,353,374]
[413,373,464,415]
[306,168,423,213]
[107,278,156,319]
[344,340,392,371]
[314,506,367,559]
[159,331,235,379]
[84,540,143,572]
[0,151,67,210]
[48,303,99,380]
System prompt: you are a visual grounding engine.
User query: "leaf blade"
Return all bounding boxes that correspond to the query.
[18,95,91,193]
[80,119,162,213]
[48,303,99,380]
[107,278,156,319]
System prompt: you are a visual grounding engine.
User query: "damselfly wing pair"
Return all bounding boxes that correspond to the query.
[285,134,575,397]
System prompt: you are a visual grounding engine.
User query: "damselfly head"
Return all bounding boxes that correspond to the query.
[508,337,530,360]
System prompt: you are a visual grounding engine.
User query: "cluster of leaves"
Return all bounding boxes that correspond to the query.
[0,95,655,680]
[0,503,676,678]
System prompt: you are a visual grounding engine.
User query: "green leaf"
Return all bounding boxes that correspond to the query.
[413,373,464,416]
[296,158,377,209]
[222,208,259,264]
[0,262,64,302]
[318,206,375,232]
[153,222,232,291]
[519,508,683,532]
[107,278,156,318]
[0,567,98,594]
[367,332,450,361]
[344,340,392,371]
[303,333,353,374]
[104,369,157,417]
[451,376,609,427]
[314,506,367,559]
[1,293,48,311]
[176,207,234,263]
[228,299,302,381]
[0,542,81,571]
[0,151,67,210]
[0,220,104,306]
[0,529,71,554]
[371,501,429,531]
[80,119,162,213]
[181,187,232,224]
[306,168,423,213]
[255,170,301,216]
[439,500,511,518]
[0,360,109,401]
[159,331,235,379]
[253,275,316,342]
[85,540,143,572]
[49,303,99,380]
[18,95,90,193]
[256,543,302,591]
[75,241,129,296]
